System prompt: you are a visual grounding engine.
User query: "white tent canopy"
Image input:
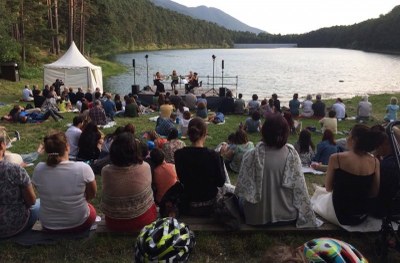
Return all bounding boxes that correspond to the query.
[44,41,103,93]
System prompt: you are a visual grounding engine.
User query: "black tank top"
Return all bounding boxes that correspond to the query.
[332,155,375,225]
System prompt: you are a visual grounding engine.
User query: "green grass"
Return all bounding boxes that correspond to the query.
[1,70,400,261]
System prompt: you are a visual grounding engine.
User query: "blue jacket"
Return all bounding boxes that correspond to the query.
[313,140,339,165]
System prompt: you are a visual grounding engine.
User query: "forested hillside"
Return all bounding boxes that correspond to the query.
[0,0,399,67]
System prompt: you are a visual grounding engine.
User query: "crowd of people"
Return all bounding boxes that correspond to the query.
[2,83,400,263]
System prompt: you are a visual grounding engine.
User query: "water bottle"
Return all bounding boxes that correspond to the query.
[176,117,182,138]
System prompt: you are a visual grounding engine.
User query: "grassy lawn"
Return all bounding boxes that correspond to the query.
[1,74,400,262]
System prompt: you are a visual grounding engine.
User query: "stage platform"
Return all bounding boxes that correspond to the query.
[136,86,235,110]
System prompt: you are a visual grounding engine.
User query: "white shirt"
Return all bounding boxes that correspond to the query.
[332,102,346,119]
[65,126,82,158]
[32,161,95,230]
[22,88,33,101]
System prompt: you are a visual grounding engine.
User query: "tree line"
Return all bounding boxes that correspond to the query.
[0,1,399,66]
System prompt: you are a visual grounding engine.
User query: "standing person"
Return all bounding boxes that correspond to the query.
[32,132,97,233]
[101,132,156,232]
[301,94,314,118]
[0,135,39,238]
[319,110,338,134]
[332,98,346,120]
[311,124,381,226]
[174,117,226,216]
[234,93,246,114]
[289,93,300,118]
[312,94,326,119]
[356,95,372,123]
[65,116,84,160]
[313,129,340,165]
[154,72,165,93]
[271,93,281,113]
[170,70,179,91]
[235,114,321,228]
[384,96,399,122]
[52,79,64,97]
[294,129,315,167]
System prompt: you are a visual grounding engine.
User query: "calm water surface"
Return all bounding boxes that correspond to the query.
[106,48,400,105]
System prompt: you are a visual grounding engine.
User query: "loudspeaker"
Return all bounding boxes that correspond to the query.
[132,59,135,68]
[132,85,140,95]
[219,87,226,97]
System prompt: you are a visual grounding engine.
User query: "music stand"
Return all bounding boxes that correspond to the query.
[205,54,218,95]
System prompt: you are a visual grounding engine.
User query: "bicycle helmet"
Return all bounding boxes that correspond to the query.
[134,217,195,263]
[302,238,368,263]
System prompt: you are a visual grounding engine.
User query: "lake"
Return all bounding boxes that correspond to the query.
[106,48,400,105]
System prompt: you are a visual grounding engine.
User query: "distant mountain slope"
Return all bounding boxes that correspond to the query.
[150,0,265,34]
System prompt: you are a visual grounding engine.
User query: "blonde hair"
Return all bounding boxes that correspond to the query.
[390,96,398,105]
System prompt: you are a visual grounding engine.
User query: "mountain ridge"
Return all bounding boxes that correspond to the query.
[149,0,265,34]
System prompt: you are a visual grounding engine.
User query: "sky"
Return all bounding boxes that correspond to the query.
[171,0,400,34]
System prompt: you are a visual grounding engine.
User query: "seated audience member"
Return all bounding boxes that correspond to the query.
[162,128,186,164]
[294,129,315,167]
[65,116,84,160]
[185,92,197,110]
[75,87,85,102]
[384,96,399,122]
[84,88,93,102]
[356,95,372,123]
[101,132,156,232]
[89,100,107,125]
[99,126,125,159]
[123,97,139,117]
[221,128,254,173]
[283,111,298,134]
[301,94,314,118]
[196,101,208,119]
[174,117,226,216]
[313,129,340,165]
[22,84,34,102]
[332,98,346,120]
[159,99,174,119]
[218,90,235,114]
[370,125,400,218]
[113,94,123,112]
[155,113,176,137]
[272,93,281,113]
[33,89,46,108]
[197,93,207,108]
[235,114,321,228]
[312,94,326,119]
[234,93,246,115]
[248,94,260,115]
[289,93,300,118]
[77,122,103,163]
[68,88,77,105]
[41,94,64,121]
[0,135,39,238]
[32,132,97,233]
[244,111,262,133]
[102,93,117,121]
[176,102,189,121]
[150,148,178,204]
[311,124,381,226]
[319,110,338,134]
[181,111,192,136]
[170,90,183,109]
[145,130,168,149]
